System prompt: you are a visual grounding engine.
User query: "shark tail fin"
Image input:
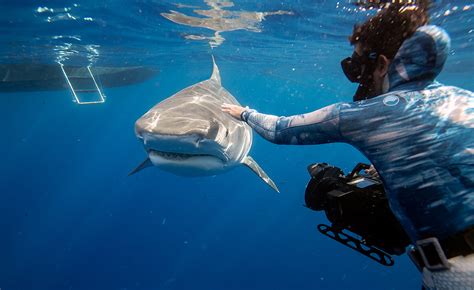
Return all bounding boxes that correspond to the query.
[128,157,153,176]
[242,156,280,193]
[210,55,221,85]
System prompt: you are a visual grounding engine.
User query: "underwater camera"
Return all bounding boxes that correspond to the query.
[304,163,411,266]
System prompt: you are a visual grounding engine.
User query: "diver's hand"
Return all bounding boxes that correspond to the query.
[365,165,380,179]
[221,103,246,120]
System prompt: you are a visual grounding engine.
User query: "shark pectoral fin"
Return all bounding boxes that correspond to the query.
[128,157,153,176]
[242,156,280,193]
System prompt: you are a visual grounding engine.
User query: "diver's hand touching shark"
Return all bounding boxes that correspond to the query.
[221,103,247,120]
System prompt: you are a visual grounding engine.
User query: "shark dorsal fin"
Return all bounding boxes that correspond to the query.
[242,156,280,193]
[210,55,221,85]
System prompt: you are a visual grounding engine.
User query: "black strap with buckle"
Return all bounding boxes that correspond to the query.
[408,227,474,272]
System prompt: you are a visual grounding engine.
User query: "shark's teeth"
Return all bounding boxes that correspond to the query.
[150,150,211,160]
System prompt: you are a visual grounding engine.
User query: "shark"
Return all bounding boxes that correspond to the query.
[130,57,279,193]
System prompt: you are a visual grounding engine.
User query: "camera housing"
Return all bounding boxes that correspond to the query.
[305,163,411,265]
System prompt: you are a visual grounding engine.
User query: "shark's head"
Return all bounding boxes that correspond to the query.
[130,57,279,193]
[134,88,251,176]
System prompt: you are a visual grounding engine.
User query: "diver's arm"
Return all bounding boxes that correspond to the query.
[224,103,344,145]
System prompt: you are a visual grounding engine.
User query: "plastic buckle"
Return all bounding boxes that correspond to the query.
[416,237,451,271]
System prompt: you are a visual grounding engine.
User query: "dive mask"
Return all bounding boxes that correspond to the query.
[341,51,379,101]
[341,51,378,83]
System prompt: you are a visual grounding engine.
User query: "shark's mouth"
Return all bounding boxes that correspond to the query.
[149,149,218,161]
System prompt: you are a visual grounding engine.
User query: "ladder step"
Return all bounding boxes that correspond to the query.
[59,64,106,105]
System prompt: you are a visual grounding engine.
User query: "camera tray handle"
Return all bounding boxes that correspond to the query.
[347,163,372,179]
[317,224,395,267]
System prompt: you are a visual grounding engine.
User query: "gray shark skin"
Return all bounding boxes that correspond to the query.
[131,57,279,193]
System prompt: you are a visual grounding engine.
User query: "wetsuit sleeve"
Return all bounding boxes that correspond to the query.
[241,103,344,145]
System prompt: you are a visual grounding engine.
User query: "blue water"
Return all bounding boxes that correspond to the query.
[1,1,473,289]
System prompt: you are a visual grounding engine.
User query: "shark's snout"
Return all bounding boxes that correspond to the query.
[135,115,229,164]
[135,115,222,142]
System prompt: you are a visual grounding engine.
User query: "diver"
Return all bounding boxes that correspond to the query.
[222,1,473,289]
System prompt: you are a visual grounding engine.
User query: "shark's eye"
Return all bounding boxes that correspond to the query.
[225,129,229,137]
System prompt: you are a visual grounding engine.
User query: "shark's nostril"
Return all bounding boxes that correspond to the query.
[196,137,203,146]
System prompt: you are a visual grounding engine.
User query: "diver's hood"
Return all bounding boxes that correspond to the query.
[388,25,451,92]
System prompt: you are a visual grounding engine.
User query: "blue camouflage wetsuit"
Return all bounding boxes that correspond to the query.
[241,25,474,287]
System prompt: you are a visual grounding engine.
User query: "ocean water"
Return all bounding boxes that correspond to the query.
[1,1,473,289]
